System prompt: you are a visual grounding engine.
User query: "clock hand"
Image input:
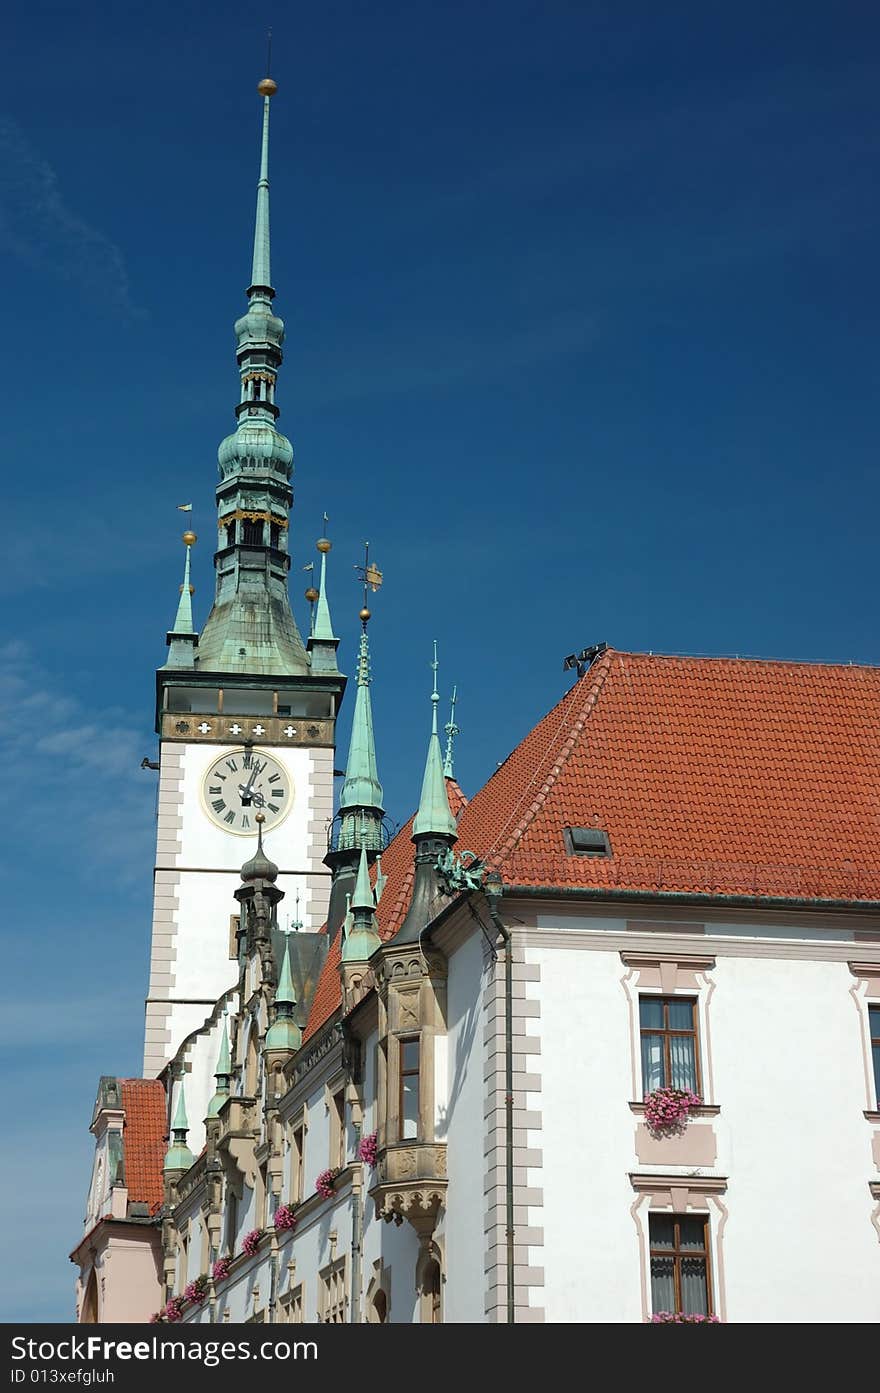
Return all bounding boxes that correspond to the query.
[239,759,263,805]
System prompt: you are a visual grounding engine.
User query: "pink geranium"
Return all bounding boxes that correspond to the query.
[650,1311,720,1323]
[644,1087,701,1133]
[273,1203,298,1232]
[242,1229,262,1258]
[315,1168,339,1199]
[358,1132,378,1167]
[184,1275,208,1305]
[164,1296,185,1323]
[212,1256,232,1282]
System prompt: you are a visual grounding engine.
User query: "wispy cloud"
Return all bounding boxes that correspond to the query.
[0,118,141,316]
[0,641,154,885]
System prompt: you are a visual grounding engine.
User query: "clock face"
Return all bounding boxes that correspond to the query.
[201,748,292,835]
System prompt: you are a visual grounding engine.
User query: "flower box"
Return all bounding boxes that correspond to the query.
[644,1088,701,1133]
[358,1132,378,1168]
[242,1229,262,1258]
[315,1167,340,1199]
[273,1203,298,1232]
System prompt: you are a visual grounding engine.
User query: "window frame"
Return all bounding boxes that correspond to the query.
[648,1212,714,1318]
[329,1087,346,1171]
[870,1003,880,1108]
[398,1035,421,1142]
[639,994,701,1096]
[289,1117,305,1204]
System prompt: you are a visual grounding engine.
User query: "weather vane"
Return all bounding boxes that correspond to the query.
[354,542,383,628]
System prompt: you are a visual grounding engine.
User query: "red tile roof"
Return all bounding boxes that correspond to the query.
[303,650,880,1038]
[120,1079,166,1214]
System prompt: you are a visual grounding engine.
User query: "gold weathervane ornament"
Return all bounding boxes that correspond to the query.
[355,542,383,625]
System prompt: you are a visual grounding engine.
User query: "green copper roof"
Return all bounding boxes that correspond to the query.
[170,541,194,634]
[265,937,301,1050]
[413,643,458,840]
[163,537,198,670]
[275,939,297,1005]
[313,546,336,642]
[343,844,381,962]
[251,92,272,292]
[194,78,311,678]
[164,1083,194,1172]
[443,684,459,779]
[339,628,384,813]
[207,1018,232,1119]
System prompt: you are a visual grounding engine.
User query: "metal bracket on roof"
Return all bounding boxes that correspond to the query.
[435,847,486,895]
[562,641,608,678]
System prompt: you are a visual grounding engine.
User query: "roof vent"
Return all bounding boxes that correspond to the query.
[564,826,612,858]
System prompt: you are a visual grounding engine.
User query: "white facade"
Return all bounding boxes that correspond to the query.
[158,894,880,1325]
[144,736,335,1076]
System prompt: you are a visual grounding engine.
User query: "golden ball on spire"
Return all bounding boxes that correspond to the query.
[359,606,372,624]
[255,811,266,824]
[182,530,197,547]
[316,536,332,553]
[304,586,319,603]
[258,77,278,97]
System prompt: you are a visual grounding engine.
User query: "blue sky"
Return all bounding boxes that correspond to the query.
[1,0,878,1320]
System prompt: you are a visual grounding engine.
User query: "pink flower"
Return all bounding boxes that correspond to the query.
[358,1132,379,1168]
[315,1168,339,1199]
[164,1296,185,1323]
[649,1311,720,1323]
[212,1256,232,1283]
[183,1275,208,1305]
[242,1229,262,1258]
[644,1088,702,1133]
[273,1203,298,1233]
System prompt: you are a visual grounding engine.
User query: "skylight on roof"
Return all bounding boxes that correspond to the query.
[564,826,612,858]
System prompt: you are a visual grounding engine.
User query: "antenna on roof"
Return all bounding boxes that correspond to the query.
[562,642,608,679]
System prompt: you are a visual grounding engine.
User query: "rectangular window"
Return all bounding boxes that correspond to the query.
[279,1285,303,1323]
[639,996,699,1095]
[290,1123,304,1204]
[871,1005,880,1108]
[399,1037,420,1141]
[330,1088,346,1170]
[649,1214,712,1317]
[319,1261,346,1323]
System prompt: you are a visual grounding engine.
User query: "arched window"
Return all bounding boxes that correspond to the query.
[417,1246,443,1324]
[371,1289,387,1324]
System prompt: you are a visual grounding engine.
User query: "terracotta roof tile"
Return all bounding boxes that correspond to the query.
[303,652,880,1038]
[120,1079,166,1214]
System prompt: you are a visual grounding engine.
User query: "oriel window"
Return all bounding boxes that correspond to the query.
[399,1037,420,1141]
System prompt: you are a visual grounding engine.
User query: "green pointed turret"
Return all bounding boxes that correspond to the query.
[413,643,458,839]
[196,75,309,677]
[207,1018,232,1118]
[307,532,340,674]
[164,1083,195,1172]
[265,938,301,1052]
[336,624,385,849]
[443,684,459,779]
[163,534,198,670]
[343,842,381,962]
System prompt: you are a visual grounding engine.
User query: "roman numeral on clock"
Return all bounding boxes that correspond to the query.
[224,810,236,824]
[209,785,222,795]
[225,758,238,772]
[212,799,226,813]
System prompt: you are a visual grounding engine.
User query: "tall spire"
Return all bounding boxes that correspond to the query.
[265,935,301,1052]
[394,643,458,945]
[250,77,275,294]
[335,552,385,849]
[443,684,459,779]
[413,642,458,839]
[196,73,310,676]
[163,531,198,670]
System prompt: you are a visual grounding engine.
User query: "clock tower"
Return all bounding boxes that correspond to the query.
[143,76,345,1077]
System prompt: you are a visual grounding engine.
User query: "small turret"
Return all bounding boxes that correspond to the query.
[162,532,199,670]
[163,1084,194,1174]
[206,1017,233,1118]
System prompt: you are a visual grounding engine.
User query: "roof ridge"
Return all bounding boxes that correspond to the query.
[489,648,615,866]
[617,650,880,672]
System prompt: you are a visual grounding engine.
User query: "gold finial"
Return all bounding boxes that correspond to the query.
[182,531,197,547]
[255,812,266,825]
[305,586,319,603]
[359,606,372,624]
[258,77,277,97]
[316,537,331,553]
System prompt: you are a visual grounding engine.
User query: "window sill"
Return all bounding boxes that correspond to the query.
[864,1110,880,1123]
[630,1101,721,1118]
